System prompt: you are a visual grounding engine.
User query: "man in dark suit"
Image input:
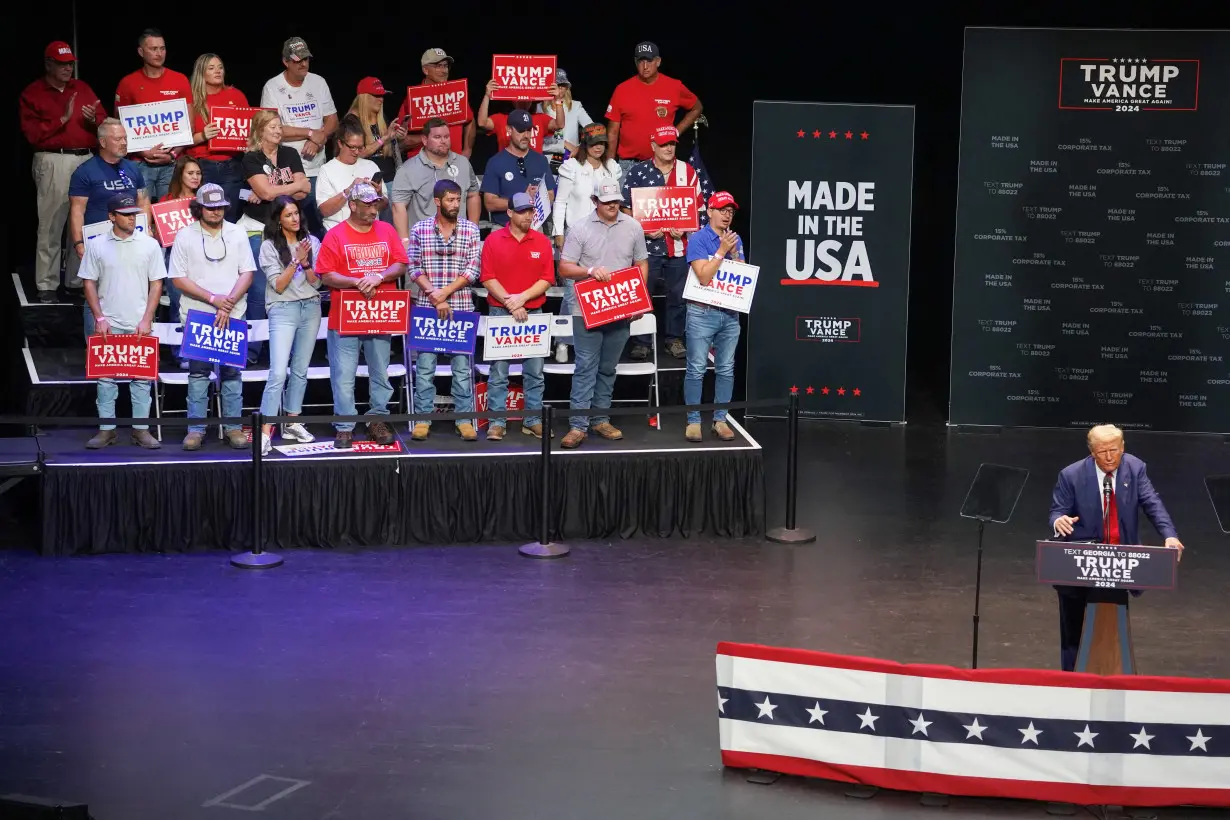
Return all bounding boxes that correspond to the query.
[1048,424,1184,671]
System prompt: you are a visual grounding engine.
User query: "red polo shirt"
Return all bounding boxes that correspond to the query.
[19,77,106,150]
[316,220,409,331]
[186,86,250,161]
[479,225,555,309]
[605,73,697,161]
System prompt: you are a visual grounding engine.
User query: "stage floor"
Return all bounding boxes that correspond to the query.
[1,422,1227,819]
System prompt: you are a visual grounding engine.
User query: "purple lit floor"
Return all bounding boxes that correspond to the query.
[0,421,1227,819]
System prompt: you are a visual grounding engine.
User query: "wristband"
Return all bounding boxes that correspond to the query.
[73,240,84,247]
[207,294,216,306]
[587,266,594,277]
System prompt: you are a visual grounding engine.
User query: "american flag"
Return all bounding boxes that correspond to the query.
[531,180,552,233]
[717,642,1230,808]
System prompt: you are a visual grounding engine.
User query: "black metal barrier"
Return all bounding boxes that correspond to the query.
[3,394,817,565]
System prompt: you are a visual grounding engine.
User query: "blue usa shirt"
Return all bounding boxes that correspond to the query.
[69,155,145,225]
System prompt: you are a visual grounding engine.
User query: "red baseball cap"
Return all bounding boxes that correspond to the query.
[708,191,738,210]
[651,125,679,145]
[357,76,388,96]
[45,41,75,62]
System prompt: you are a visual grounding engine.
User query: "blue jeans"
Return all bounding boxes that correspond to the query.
[327,330,392,431]
[138,161,176,202]
[569,318,629,431]
[632,254,687,346]
[684,303,740,425]
[188,359,242,434]
[486,306,543,428]
[260,299,321,416]
[198,157,244,223]
[414,351,473,429]
[245,234,266,360]
[97,379,153,430]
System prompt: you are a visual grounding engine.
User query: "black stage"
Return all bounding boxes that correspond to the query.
[1,422,1227,819]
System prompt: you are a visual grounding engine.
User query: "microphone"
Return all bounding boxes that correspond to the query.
[1103,473,1113,543]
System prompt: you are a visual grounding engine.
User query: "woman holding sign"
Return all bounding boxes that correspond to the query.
[161,155,203,342]
[256,196,321,455]
[186,54,249,222]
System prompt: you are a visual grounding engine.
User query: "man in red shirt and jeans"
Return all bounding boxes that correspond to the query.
[19,41,105,303]
[605,42,703,176]
[114,28,193,201]
[479,192,555,440]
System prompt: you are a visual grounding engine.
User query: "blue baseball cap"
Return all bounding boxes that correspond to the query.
[508,109,533,132]
[510,192,534,212]
[107,192,142,214]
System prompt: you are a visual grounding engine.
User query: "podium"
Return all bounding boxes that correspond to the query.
[1036,541,1178,675]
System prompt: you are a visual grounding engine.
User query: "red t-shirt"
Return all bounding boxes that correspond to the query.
[479,226,555,309]
[488,112,554,154]
[19,78,106,151]
[605,73,698,161]
[116,68,193,160]
[396,86,472,158]
[316,220,410,331]
[187,86,250,161]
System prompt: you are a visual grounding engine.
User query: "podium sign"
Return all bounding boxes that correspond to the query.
[1036,541,1178,591]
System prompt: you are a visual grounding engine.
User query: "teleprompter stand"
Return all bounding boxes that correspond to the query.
[766,392,816,544]
[958,463,1028,669]
[520,406,569,558]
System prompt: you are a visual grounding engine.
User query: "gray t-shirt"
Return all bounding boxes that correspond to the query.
[559,210,648,316]
[390,150,479,227]
[78,228,167,330]
[259,235,323,304]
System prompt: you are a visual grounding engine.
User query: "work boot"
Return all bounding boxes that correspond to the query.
[456,423,478,441]
[486,424,505,441]
[334,430,353,449]
[130,429,161,449]
[411,422,431,441]
[591,422,623,440]
[561,428,587,449]
[521,422,551,439]
[367,420,395,445]
[685,423,702,442]
[225,429,248,449]
[666,338,687,358]
[86,429,117,449]
[182,431,204,451]
[712,421,736,441]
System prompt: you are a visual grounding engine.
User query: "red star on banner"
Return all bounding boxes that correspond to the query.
[812,129,822,138]
[789,385,799,394]
[796,130,805,138]
[853,388,862,396]
[837,387,846,396]
[806,386,815,395]
[821,386,830,395]
[844,130,854,140]
[860,131,870,140]
[828,130,838,139]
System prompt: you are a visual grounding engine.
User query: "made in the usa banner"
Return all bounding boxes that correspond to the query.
[408,306,478,355]
[179,310,248,368]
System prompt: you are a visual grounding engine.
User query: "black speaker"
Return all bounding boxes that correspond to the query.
[0,794,90,819]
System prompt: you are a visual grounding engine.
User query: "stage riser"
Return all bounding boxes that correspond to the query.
[42,452,763,554]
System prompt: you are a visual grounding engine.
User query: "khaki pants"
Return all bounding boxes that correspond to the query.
[32,151,90,293]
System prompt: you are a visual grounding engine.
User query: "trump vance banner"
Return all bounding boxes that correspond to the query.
[745,101,914,423]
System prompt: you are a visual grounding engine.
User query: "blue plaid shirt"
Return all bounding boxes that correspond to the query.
[406,217,482,311]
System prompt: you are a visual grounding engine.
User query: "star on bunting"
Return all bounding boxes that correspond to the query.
[755,696,778,720]
[806,702,828,724]
[964,718,987,740]
[1019,722,1042,745]
[1074,724,1098,748]
[857,707,879,731]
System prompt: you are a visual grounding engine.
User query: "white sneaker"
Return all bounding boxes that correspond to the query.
[555,343,569,363]
[281,422,315,443]
[260,432,272,456]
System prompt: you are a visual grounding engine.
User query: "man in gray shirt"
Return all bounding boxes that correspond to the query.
[558,178,649,448]
[390,117,480,242]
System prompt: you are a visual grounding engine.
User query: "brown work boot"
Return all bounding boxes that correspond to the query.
[130,429,161,449]
[712,421,736,441]
[685,423,702,442]
[457,423,478,441]
[182,431,204,451]
[85,429,117,449]
[486,424,505,441]
[225,429,248,449]
[411,422,431,441]
[591,421,623,440]
[521,422,551,439]
[561,428,587,449]
[367,420,395,445]
[334,430,353,449]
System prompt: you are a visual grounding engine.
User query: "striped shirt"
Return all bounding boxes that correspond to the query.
[621,159,708,258]
[406,217,481,311]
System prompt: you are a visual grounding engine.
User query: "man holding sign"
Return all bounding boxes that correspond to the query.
[114,29,193,201]
[80,193,165,449]
[479,192,555,440]
[683,192,745,442]
[168,184,256,450]
[558,179,649,449]
[317,182,408,449]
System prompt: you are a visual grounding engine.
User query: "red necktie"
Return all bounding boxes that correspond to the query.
[1105,487,1121,545]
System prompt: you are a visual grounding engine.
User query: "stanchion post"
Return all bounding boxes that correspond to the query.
[766,392,817,544]
[519,404,569,558]
[231,411,283,569]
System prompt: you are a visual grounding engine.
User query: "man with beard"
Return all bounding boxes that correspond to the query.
[316,182,408,449]
[167,184,256,450]
[480,110,554,228]
[407,180,481,441]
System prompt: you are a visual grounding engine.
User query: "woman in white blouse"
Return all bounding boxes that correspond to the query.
[538,69,592,164]
[552,123,622,249]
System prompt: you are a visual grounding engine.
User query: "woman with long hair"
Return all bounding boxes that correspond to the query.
[344,77,404,184]
[161,155,204,335]
[538,69,593,166]
[256,196,321,455]
[553,123,621,248]
[185,53,248,221]
[239,110,310,363]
